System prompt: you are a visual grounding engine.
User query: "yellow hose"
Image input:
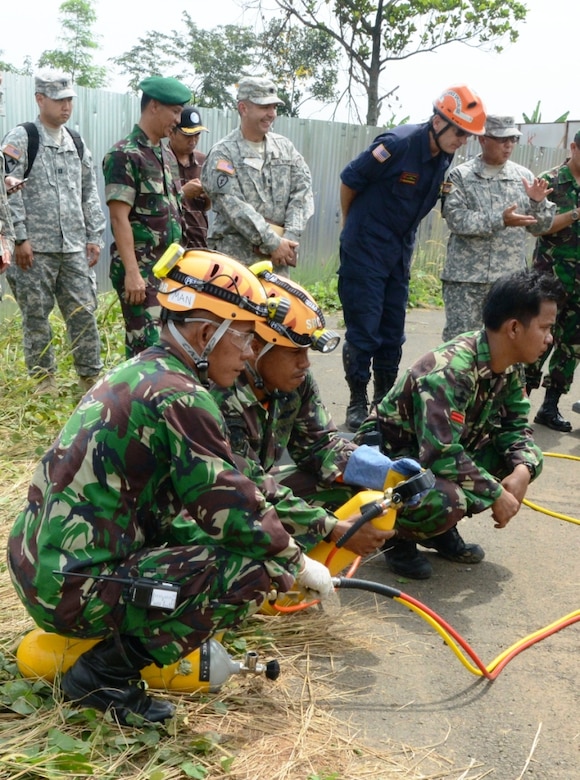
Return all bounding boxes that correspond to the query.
[522,451,580,524]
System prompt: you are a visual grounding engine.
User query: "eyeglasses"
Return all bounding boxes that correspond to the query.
[485,135,519,144]
[185,318,255,351]
[453,127,473,139]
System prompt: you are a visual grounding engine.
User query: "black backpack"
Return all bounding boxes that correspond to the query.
[19,121,84,178]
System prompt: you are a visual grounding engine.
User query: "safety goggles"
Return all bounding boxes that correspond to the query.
[184,318,255,351]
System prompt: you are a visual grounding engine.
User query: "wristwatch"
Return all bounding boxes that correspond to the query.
[571,209,579,222]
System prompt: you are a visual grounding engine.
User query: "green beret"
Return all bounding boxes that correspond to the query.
[139,76,191,106]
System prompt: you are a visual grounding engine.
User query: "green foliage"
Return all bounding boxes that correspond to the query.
[259,20,339,116]
[267,0,528,125]
[522,100,570,124]
[37,0,107,87]
[113,11,338,115]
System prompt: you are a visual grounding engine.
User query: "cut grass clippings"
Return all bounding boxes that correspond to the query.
[0,293,488,780]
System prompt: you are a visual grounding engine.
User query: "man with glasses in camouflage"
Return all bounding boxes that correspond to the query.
[441,115,555,341]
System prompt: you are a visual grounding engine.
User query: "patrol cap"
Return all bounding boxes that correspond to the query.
[138,76,192,106]
[236,76,284,106]
[176,107,209,135]
[484,115,522,138]
[34,70,76,100]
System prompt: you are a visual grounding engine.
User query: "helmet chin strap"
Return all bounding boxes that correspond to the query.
[168,318,232,388]
[247,341,275,391]
[429,114,453,153]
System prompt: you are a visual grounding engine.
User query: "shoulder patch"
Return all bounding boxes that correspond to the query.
[441,181,453,195]
[450,410,465,424]
[216,159,235,175]
[371,143,391,163]
[2,143,22,162]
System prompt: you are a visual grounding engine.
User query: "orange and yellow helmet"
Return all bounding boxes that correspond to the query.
[250,264,340,353]
[154,244,270,321]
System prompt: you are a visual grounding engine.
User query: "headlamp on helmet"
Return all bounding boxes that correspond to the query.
[249,263,340,353]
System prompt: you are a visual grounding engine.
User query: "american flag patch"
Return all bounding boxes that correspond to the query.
[371,143,391,163]
[450,410,465,424]
[216,159,235,175]
[2,143,21,161]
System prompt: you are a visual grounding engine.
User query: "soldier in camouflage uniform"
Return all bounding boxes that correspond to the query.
[525,130,580,433]
[7,250,335,725]
[0,151,16,290]
[356,270,562,580]
[203,268,412,556]
[441,115,555,341]
[103,76,191,358]
[2,70,106,393]
[201,77,313,272]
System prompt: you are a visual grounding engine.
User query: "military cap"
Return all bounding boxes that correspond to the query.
[138,76,192,106]
[484,115,522,138]
[34,70,77,100]
[176,107,209,135]
[236,76,284,106]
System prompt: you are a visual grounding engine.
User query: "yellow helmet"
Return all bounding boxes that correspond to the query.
[154,244,269,321]
[250,264,340,353]
[433,85,486,136]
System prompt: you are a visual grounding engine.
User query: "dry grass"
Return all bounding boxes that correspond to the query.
[0,300,489,780]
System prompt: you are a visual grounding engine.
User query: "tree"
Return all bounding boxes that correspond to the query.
[37,0,107,88]
[258,20,339,117]
[256,0,528,125]
[113,13,258,107]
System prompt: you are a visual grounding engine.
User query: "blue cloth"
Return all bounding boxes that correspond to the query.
[342,445,421,490]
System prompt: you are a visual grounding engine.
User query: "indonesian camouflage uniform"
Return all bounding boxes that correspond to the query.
[7,342,301,667]
[201,127,314,266]
[2,119,105,377]
[356,330,543,540]
[103,125,183,357]
[526,160,580,393]
[198,369,358,551]
[441,155,555,340]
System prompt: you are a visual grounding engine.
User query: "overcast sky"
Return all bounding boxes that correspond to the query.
[2,0,575,125]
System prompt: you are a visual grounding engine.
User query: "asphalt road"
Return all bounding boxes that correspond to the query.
[308,307,580,779]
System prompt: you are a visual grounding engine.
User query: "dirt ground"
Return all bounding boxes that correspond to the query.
[309,307,580,779]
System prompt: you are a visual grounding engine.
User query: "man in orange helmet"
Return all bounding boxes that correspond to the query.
[338,85,487,431]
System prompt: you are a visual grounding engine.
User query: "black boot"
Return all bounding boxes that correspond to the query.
[372,370,397,406]
[345,380,369,432]
[420,526,485,564]
[61,637,175,725]
[382,538,432,579]
[342,341,369,432]
[534,387,572,432]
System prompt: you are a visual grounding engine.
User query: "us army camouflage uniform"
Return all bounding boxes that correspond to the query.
[0,150,15,297]
[356,330,543,540]
[7,342,301,667]
[526,160,580,393]
[193,370,357,551]
[2,119,105,377]
[103,125,183,357]
[201,127,314,266]
[441,155,555,340]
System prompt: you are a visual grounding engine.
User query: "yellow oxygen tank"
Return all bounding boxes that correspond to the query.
[16,629,279,693]
[261,471,406,614]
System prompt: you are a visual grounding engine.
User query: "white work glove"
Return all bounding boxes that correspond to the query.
[296,555,335,600]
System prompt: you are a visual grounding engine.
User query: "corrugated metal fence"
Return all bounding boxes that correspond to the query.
[0,71,571,316]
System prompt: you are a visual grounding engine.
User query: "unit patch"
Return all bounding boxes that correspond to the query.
[399,171,419,185]
[450,410,465,424]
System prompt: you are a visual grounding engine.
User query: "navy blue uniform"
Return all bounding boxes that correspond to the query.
[339,123,453,381]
